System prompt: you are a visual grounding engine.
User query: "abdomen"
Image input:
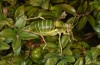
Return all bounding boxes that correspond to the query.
[31,19,55,33]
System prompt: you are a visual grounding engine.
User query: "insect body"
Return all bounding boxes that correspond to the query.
[30,19,66,36]
[30,19,74,55]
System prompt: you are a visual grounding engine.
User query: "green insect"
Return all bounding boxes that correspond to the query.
[30,19,66,36]
[30,19,74,55]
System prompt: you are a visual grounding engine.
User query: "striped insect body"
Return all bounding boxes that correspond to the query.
[30,19,66,36]
[30,19,75,55]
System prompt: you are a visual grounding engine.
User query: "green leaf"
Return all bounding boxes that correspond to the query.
[38,11,55,19]
[4,18,14,27]
[63,48,73,55]
[41,0,50,9]
[0,60,7,65]
[74,57,83,65]
[4,0,17,6]
[64,55,75,62]
[50,5,63,18]
[73,49,82,58]
[93,28,100,36]
[12,55,24,65]
[17,30,38,40]
[90,47,100,60]
[26,6,39,17]
[69,0,78,5]
[0,22,4,29]
[44,52,59,59]
[93,61,100,65]
[77,6,84,13]
[93,13,100,36]
[23,58,33,65]
[85,51,93,64]
[89,1,100,10]
[51,0,64,3]
[85,47,100,64]
[45,57,59,65]
[93,10,99,17]
[15,5,27,29]
[29,0,43,6]
[71,42,82,49]
[59,4,76,14]
[83,1,88,12]
[86,15,95,28]
[0,43,10,50]
[65,42,72,49]
[15,5,25,18]
[66,17,76,24]
[61,34,69,48]
[15,15,27,29]
[46,42,57,48]
[0,18,14,29]
[77,16,87,31]
[0,28,16,38]
[0,39,10,50]
[45,36,58,43]
[57,59,67,65]
[4,38,13,44]
[79,41,90,49]
[97,12,100,23]
[12,37,21,55]
[96,44,100,49]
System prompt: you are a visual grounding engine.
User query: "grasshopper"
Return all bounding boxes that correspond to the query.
[30,19,74,55]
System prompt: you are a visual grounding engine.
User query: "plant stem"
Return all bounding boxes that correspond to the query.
[59,33,62,56]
